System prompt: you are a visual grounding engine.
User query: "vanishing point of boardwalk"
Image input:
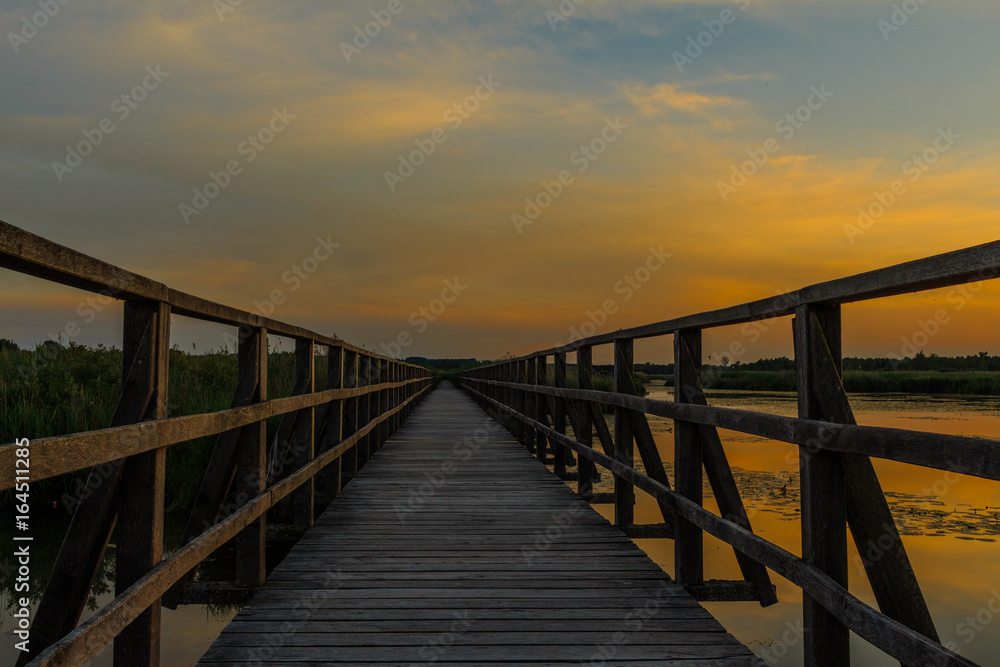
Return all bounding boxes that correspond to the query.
[198,384,763,665]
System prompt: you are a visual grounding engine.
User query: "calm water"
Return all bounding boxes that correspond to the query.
[587,383,1000,666]
[3,387,998,666]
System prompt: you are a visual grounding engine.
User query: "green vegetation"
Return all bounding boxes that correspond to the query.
[4,341,998,511]
[0,340,303,512]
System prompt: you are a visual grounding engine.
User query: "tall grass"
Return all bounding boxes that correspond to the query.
[0,342,303,512]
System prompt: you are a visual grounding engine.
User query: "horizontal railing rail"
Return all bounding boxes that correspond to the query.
[456,239,1000,667]
[0,220,434,667]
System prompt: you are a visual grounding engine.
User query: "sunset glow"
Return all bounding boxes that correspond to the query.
[2,0,999,360]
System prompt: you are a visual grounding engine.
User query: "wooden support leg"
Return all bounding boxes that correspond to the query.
[795,305,849,667]
[613,339,634,528]
[805,309,939,652]
[115,301,170,667]
[18,301,169,667]
[236,327,267,588]
[673,330,703,586]
[676,341,778,606]
[292,339,316,530]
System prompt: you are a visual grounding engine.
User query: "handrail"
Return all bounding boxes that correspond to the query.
[25,388,430,667]
[463,384,975,667]
[0,220,384,356]
[456,239,1000,667]
[523,239,1000,356]
[0,220,434,667]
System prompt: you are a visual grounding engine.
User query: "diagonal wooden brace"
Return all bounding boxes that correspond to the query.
[807,311,939,644]
[679,338,778,607]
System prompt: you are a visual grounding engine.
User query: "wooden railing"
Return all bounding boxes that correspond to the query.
[0,221,433,667]
[456,240,1000,667]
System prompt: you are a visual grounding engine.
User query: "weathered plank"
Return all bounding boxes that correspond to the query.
[465,383,975,667]
[197,384,763,666]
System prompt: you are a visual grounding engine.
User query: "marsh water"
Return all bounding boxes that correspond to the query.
[2,387,998,666]
[586,383,1000,666]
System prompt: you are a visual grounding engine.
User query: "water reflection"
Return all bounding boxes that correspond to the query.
[584,382,1000,666]
[0,515,239,667]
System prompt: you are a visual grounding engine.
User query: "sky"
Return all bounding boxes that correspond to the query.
[2,0,1000,363]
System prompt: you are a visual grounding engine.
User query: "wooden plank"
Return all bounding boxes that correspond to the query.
[454,379,1000,484]
[613,339,635,528]
[196,384,761,666]
[535,355,549,462]
[487,239,1000,358]
[236,327,267,588]
[466,385,974,667]
[806,311,939,649]
[575,347,597,500]
[25,387,430,667]
[516,360,529,449]
[0,221,428,366]
[553,352,568,477]
[165,323,266,607]
[616,353,676,538]
[673,331,703,587]
[292,340,316,529]
[317,346,344,500]
[18,300,165,666]
[342,350,359,480]
[0,377,426,490]
[795,305,849,667]
[114,301,170,667]
[675,342,777,607]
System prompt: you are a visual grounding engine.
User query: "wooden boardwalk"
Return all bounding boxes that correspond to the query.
[198,383,761,665]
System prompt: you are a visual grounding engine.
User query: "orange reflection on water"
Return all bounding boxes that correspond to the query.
[586,387,1000,666]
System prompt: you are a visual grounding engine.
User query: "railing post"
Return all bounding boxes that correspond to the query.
[342,350,359,483]
[673,329,704,586]
[516,360,527,448]
[237,325,268,587]
[795,305,849,667]
[378,358,389,449]
[535,355,549,462]
[524,357,537,454]
[318,345,343,502]
[114,301,170,667]
[576,346,597,500]
[292,339,316,530]
[613,338,635,528]
[553,352,568,477]
[359,355,372,466]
